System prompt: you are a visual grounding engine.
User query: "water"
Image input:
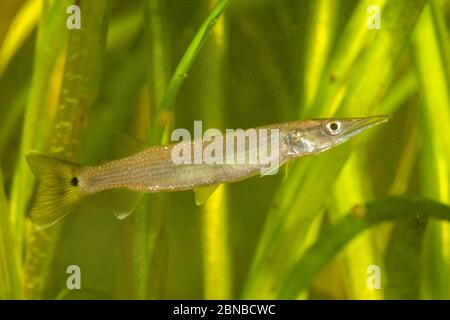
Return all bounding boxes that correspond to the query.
[0,0,449,300]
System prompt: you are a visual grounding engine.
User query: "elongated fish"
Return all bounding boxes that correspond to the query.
[26,116,390,229]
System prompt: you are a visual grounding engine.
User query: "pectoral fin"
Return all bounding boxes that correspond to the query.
[283,162,290,180]
[260,165,280,177]
[194,184,220,206]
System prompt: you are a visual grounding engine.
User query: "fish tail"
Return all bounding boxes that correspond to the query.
[26,152,85,229]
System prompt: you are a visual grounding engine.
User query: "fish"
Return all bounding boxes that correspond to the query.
[26,115,390,229]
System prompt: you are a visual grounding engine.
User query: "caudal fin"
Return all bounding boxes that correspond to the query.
[26,152,85,229]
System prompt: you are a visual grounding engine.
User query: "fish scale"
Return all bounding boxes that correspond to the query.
[26,115,390,229]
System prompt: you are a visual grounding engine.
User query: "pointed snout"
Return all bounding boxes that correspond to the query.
[343,115,391,136]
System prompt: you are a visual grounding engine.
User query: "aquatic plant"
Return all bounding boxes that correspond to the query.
[0,0,449,300]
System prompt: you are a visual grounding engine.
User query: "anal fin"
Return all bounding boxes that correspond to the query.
[91,188,143,220]
[194,184,220,206]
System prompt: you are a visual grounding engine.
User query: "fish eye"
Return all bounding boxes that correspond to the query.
[325,121,341,135]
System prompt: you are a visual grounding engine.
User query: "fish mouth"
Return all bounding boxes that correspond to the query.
[343,115,391,136]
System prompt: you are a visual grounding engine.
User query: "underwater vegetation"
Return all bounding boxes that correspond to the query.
[0,0,449,300]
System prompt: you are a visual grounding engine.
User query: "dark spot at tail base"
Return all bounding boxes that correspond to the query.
[71,177,79,187]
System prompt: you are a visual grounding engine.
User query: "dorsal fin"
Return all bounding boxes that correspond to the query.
[110,133,148,159]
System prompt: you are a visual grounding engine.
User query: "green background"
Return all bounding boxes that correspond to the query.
[0,0,450,300]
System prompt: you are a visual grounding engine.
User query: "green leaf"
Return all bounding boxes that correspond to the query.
[414,5,450,299]
[132,0,232,300]
[299,0,339,114]
[384,218,427,299]
[277,197,450,299]
[242,0,427,299]
[10,0,73,263]
[132,0,171,300]
[22,0,111,299]
[149,0,231,145]
[0,169,20,299]
[195,3,231,297]
[0,0,42,77]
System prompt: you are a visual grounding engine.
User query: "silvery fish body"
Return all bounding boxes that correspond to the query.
[26,115,390,229]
